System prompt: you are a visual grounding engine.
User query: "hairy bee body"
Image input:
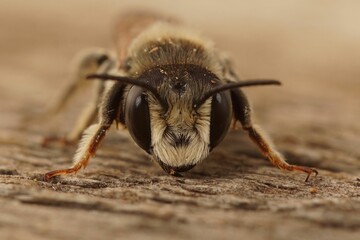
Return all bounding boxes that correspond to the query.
[112,14,231,171]
[43,11,317,181]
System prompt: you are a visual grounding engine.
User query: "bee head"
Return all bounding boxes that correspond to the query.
[87,66,280,173]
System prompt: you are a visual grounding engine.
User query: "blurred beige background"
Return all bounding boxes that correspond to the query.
[0,1,359,240]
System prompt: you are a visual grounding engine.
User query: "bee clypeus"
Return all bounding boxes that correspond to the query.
[43,11,317,181]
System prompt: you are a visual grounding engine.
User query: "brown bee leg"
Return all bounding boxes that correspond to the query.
[41,50,116,147]
[44,82,127,181]
[230,88,318,182]
[44,124,109,181]
[245,125,318,182]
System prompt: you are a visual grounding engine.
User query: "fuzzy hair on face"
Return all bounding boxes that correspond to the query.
[148,91,212,168]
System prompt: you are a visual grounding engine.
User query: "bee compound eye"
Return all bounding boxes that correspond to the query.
[125,86,152,153]
[209,92,232,150]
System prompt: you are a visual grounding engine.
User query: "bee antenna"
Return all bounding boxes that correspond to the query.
[87,73,166,107]
[194,79,281,108]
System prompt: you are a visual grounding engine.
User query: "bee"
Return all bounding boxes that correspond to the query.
[44,11,318,181]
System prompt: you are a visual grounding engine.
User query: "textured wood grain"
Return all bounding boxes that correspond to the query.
[0,1,359,240]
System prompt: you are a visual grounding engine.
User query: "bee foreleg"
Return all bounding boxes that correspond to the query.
[44,82,126,181]
[42,49,116,146]
[44,123,109,180]
[230,88,318,182]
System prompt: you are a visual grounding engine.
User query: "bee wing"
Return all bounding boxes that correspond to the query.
[113,11,178,66]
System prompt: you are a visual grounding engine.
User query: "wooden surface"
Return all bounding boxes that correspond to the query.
[0,1,359,240]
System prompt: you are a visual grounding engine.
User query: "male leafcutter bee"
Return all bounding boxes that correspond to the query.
[44,12,317,181]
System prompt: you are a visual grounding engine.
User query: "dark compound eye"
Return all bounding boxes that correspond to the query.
[125,86,152,153]
[209,92,232,150]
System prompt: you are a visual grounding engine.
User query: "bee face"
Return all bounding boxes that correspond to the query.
[124,64,233,172]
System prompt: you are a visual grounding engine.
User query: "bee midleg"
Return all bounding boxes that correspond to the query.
[44,82,127,180]
[230,88,318,181]
[42,49,115,146]
[46,49,112,117]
